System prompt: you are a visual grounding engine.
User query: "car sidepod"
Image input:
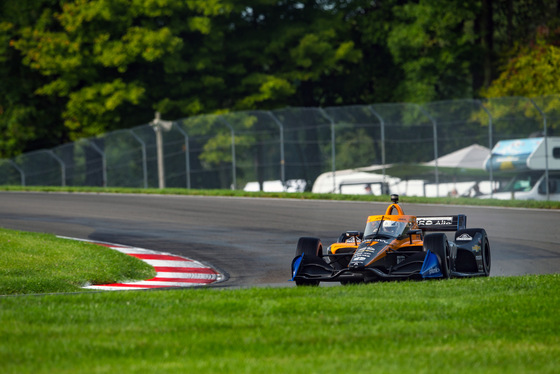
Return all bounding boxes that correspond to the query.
[452,228,491,277]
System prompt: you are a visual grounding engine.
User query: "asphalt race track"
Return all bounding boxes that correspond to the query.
[0,192,559,288]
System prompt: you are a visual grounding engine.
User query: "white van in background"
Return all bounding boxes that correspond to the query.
[478,171,560,201]
[479,137,560,201]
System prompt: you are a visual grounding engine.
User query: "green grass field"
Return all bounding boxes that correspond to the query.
[0,188,559,373]
[0,228,155,295]
[1,276,559,373]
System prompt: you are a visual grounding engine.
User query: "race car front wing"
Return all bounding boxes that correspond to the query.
[291,250,445,283]
[291,248,486,284]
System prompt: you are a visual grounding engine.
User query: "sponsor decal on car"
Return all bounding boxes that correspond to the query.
[472,245,481,252]
[456,233,473,241]
[346,237,362,243]
[425,266,441,275]
[417,217,453,226]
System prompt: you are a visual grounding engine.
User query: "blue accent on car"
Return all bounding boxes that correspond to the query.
[420,250,443,278]
[291,254,303,281]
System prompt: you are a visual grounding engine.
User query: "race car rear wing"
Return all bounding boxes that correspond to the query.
[416,215,466,232]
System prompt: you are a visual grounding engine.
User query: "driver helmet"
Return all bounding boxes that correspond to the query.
[382,220,399,235]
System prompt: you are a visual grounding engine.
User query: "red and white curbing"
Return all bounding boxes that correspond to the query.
[58,237,224,290]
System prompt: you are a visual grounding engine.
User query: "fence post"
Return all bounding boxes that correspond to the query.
[173,122,191,189]
[87,140,107,187]
[478,100,494,198]
[318,109,337,193]
[150,112,174,189]
[529,98,550,200]
[9,160,25,186]
[219,117,236,190]
[128,129,148,189]
[47,150,66,187]
[267,111,286,189]
[367,106,386,193]
[416,105,439,197]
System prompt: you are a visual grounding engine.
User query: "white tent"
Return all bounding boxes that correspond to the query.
[424,144,490,169]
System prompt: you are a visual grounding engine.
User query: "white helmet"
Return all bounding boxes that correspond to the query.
[382,220,399,235]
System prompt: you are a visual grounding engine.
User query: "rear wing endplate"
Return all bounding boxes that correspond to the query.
[416,215,466,232]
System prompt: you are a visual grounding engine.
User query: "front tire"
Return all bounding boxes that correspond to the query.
[295,237,322,286]
[423,233,450,278]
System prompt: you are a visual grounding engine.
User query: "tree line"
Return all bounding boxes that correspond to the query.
[1,0,559,158]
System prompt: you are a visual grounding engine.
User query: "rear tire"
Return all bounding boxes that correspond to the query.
[295,237,322,286]
[482,237,491,276]
[423,233,450,278]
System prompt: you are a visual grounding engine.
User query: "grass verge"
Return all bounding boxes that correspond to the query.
[0,228,155,295]
[1,275,559,373]
[1,185,560,209]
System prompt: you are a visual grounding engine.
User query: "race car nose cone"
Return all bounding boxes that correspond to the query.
[350,263,365,270]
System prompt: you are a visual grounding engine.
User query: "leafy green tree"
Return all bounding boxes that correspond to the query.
[0,0,66,158]
[480,0,560,91]
[4,0,560,163]
[319,0,405,104]
[11,0,221,140]
[221,0,363,109]
[386,0,481,102]
[9,0,364,174]
[482,25,560,137]
[483,27,560,98]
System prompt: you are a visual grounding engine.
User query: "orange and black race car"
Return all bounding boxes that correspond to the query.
[291,194,491,286]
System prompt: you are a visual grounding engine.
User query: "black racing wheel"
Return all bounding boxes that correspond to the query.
[294,237,322,286]
[482,237,491,276]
